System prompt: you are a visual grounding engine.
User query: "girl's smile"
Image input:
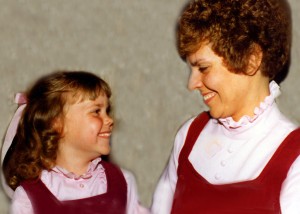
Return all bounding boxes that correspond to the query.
[98,131,112,138]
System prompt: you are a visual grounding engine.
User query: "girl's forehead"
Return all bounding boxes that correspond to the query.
[63,93,110,113]
[65,90,108,104]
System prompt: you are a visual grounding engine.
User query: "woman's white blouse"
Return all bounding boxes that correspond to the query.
[151,81,300,214]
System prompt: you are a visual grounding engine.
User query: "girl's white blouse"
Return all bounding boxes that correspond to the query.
[151,81,300,214]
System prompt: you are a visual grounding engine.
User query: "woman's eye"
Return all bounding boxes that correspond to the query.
[199,66,208,73]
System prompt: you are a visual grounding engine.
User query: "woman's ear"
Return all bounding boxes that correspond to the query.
[246,44,263,76]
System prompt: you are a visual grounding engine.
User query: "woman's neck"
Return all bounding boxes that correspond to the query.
[231,76,270,122]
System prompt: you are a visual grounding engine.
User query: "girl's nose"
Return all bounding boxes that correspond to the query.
[188,70,203,91]
[104,115,114,127]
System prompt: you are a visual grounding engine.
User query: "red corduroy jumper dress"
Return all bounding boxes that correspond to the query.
[171,112,300,214]
[21,161,127,214]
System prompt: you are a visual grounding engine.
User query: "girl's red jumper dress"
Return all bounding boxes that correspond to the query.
[171,112,300,214]
[21,161,127,214]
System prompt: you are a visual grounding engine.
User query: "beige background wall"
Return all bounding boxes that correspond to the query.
[0,0,299,213]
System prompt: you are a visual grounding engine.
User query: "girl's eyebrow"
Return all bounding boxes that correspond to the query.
[94,102,109,108]
[92,104,105,109]
[85,102,103,109]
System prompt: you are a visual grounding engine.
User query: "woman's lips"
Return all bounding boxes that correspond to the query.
[203,92,216,104]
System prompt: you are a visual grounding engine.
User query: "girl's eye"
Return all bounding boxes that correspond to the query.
[106,105,111,115]
[94,109,101,114]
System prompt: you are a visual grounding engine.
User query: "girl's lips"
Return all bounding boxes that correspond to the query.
[203,92,216,103]
[98,132,111,138]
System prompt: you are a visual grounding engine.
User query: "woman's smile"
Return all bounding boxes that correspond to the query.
[203,92,216,104]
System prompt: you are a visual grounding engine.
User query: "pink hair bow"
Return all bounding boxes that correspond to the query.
[1,93,27,198]
[14,92,27,105]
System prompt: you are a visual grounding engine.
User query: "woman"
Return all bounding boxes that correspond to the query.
[151,0,300,213]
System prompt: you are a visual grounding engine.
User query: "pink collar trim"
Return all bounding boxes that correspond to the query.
[52,157,105,180]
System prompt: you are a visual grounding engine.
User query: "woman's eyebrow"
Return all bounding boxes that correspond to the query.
[189,58,205,67]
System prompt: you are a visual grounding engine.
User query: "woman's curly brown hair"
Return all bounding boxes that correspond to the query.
[177,0,291,79]
[3,71,111,190]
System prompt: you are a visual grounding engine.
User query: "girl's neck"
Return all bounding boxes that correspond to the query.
[55,152,92,176]
[57,162,89,176]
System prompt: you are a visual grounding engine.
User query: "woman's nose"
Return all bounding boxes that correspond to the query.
[188,70,203,90]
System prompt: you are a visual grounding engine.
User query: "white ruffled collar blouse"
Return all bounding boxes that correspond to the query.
[218,81,280,130]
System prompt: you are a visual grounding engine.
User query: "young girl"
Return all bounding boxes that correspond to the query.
[2,71,149,214]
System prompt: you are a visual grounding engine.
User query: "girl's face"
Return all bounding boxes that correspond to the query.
[187,43,266,121]
[59,93,113,161]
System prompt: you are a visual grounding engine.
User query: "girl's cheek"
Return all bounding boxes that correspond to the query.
[95,119,104,129]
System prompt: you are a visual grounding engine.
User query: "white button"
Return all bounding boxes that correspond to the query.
[227,147,234,153]
[79,184,84,188]
[221,160,227,167]
[215,173,221,180]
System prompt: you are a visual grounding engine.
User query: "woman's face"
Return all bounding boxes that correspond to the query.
[186,43,266,121]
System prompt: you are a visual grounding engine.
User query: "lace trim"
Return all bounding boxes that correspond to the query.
[218,81,280,129]
[52,157,106,181]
